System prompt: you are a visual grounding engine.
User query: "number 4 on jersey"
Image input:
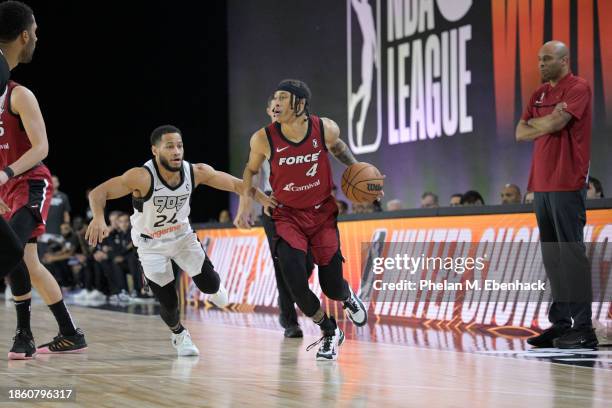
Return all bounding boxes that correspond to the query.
[306,163,318,177]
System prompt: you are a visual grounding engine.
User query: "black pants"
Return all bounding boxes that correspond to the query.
[534,190,592,329]
[115,252,144,292]
[95,258,129,295]
[261,211,314,327]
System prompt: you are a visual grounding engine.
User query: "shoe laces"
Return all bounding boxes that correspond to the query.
[307,333,333,353]
[343,294,359,313]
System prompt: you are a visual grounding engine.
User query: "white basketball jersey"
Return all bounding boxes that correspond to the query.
[131,159,194,242]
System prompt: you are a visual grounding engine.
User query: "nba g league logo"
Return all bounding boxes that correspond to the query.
[347,0,473,154]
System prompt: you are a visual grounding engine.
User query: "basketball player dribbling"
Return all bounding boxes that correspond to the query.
[258,95,314,338]
[0,1,86,360]
[235,79,383,361]
[86,125,276,356]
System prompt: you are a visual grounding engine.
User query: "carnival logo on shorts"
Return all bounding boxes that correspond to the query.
[347,0,473,154]
[282,179,321,192]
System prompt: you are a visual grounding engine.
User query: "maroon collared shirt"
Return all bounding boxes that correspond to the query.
[522,73,592,192]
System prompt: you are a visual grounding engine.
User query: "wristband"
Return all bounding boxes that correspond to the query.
[2,166,14,178]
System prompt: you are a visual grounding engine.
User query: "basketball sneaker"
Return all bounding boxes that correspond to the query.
[172,329,200,356]
[307,317,345,361]
[8,329,36,360]
[37,328,88,354]
[343,285,367,327]
[209,284,228,308]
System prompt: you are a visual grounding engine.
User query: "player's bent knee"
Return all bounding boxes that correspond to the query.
[191,257,220,294]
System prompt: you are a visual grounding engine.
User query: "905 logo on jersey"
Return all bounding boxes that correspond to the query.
[153,194,189,213]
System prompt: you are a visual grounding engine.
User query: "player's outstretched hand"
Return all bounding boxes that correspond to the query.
[259,194,278,216]
[0,198,11,215]
[233,194,253,230]
[233,210,252,230]
[85,218,111,246]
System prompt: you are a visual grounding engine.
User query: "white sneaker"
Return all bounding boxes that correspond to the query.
[307,318,345,361]
[171,329,200,357]
[117,290,132,303]
[72,289,89,300]
[209,284,228,308]
[85,289,106,301]
[343,285,367,327]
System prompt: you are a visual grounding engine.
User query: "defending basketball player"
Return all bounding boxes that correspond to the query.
[235,79,383,361]
[86,125,276,356]
[0,49,24,275]
[0,1,86,360]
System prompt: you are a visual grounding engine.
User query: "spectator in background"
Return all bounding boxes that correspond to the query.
[587,176,604,199]
[352,202,373,214]
[84,188,94,222]
[42,223,79,290]
[449,194,462,206]
[461,190,485,206]
[92,211,130,302]
[218,209,231,223]
[500,184,522,204]
[47,175,71,236]
[352,201,382,214]
[336,200,348,215]
[39,175,72,255]
[523,191,534,204]
[420,192,439,208]
[111,213,148,298]
[386,199,403,211]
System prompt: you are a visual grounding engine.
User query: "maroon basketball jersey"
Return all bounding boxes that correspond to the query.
[0,81,31,169]
[266,115,334,209]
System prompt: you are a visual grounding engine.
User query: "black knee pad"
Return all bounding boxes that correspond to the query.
[191,256,220,294]
[8,207,40,246]
[0,218,24,275]
[9,261,32,297]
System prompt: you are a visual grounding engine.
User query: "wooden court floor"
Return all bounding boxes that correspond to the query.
[0,303,610,408]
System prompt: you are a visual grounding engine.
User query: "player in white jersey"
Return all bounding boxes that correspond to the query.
[86,125,275,356]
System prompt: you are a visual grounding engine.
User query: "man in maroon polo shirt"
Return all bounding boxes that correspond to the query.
[516,40,597,349]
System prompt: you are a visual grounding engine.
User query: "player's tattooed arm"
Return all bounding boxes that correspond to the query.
[322,117,358,167]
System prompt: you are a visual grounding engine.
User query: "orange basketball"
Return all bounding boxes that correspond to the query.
[341,162,384,203]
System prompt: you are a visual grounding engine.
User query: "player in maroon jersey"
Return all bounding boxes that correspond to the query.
[0,44,25,274]
[0,1,86,360]
[235,79,382,361]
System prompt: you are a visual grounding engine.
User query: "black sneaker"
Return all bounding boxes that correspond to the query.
[526,325,570,348]
[284,325,304,338]
[8,329,36,360]
[37,328,88,354]
[554,327,598,349]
